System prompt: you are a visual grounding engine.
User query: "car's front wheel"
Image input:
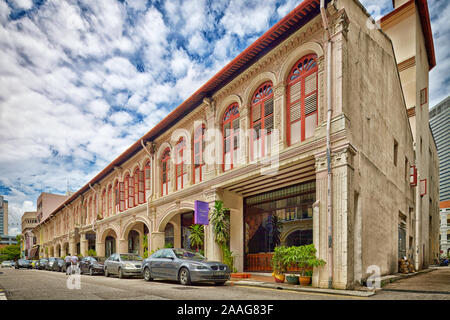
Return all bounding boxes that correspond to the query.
[179,267,191,285]
[143,267,153,281]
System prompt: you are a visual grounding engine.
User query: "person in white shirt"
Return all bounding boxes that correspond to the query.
[64,254,72,275]
[70,254,79,274]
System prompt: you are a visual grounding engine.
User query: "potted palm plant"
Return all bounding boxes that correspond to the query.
[292,244,325,286]
[189,224,204,252]
[271,246,289,283]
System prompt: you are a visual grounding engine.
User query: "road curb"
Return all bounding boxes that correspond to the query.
[229,280,376,297]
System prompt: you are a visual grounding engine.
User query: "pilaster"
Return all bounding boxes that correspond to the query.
[204,188,223,262]
[314,145,355,289]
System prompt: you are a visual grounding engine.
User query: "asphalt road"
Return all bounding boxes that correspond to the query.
[0,267,449,300]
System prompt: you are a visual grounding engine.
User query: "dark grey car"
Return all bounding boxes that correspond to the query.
[104,253,143,279]
[141,248,230,285]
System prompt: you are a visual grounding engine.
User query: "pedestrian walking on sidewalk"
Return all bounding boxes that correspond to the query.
[65,253,72,275]
[70,254,79,275]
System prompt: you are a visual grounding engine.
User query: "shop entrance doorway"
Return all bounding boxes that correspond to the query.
[244,181,315,272]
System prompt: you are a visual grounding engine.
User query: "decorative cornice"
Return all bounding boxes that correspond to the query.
[380,0,415,30]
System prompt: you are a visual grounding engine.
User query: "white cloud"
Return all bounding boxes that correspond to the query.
[110,111,133,126]
[10,0,33,10]
[87,99,110,118]
[220,0,276,37]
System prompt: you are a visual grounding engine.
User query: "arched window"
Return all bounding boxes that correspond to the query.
[144,161,151,200]
[223,103,240,171]
[287,54,318,145]
[176,137,187,190]
[251,81,274,160]
[107,185,112,217]
[193,124,206,183]
[161,148,171,196]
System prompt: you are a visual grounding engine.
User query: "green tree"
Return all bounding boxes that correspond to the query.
[16,234,22,248]
[0,244,21,261]
[189,224,204,252]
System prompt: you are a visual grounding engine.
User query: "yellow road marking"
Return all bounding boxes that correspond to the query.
[235,285,369,299]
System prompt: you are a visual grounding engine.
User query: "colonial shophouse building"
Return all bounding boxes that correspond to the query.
[21,211,38,259]
[33,0,439,289]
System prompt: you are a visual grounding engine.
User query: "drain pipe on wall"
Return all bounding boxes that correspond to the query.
[321,0,333,289]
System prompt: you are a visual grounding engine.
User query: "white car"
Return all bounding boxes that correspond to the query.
[1,260,14,268]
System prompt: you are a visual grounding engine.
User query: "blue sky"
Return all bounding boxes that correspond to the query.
[0,0,449,235]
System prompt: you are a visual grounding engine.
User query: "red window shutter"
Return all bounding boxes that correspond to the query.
[129,176,134,207]
[139,170,145,203]
[119,182,125,212]
[409,165,417,186]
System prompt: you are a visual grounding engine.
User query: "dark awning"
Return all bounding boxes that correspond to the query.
[28,246,39,259]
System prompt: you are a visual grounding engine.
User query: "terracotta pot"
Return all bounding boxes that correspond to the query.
[299,276,311,286]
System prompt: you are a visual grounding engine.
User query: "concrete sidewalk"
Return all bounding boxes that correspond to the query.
[378,267,437,287]
[229,273,376,297]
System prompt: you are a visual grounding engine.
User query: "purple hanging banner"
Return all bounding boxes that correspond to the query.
[194,200,209,225]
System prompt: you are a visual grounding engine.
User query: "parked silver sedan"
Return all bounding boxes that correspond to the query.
[141,248,230,285]
[104,253,143,279]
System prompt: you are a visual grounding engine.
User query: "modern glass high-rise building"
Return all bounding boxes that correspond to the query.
[430,96,450,256]
[0,195,8,236]
[430,96,450,202]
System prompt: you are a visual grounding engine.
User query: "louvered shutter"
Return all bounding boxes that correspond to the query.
[119,182,125,212]
[252,104,261,122]
[264,98,274,134]
[305,93,317,115]
[129,176,134,207]
[290,101,301,121]
[305,73,316,95]
[145,165,151,198]
[139,170,145,203]
[290,80,301,102]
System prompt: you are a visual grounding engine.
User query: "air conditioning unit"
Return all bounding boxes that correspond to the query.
[409,165,417,186]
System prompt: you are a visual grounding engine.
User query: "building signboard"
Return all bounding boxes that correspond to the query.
[194,200,209,225]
